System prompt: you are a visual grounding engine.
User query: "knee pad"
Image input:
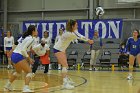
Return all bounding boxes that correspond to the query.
[13,72,20,77]
[26,73,33,79]
[62,67,68,73]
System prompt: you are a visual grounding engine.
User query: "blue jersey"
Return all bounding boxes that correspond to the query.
[119,47,127,54]
[126,37,140,56]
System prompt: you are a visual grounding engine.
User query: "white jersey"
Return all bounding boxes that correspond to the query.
[32,44,50,56]
[41,37,51,47]
[33,37,40,47]
[53,31,88,52]
[55,35,62,44]
[4,36,14,51]
[17,37,30,52]
[17,37,23,44]
[72,39,78,44]
[13,35,35,57]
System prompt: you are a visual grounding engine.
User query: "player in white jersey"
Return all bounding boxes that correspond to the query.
[42,31,51,47]
[32,39,50,74]
[53,20,93,89]
[55,28,64,70]
[4,25,37,93]
[4,31,14,69]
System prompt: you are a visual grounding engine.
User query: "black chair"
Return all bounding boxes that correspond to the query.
[81,51,91,69]
[99,51,111,70]
[118,54,129,68]
[67,50,78,70]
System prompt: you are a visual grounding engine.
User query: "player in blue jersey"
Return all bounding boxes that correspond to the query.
[126,29,140,80]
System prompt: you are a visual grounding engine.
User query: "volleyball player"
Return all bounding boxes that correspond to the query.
[53,19,93,89]
[4,31,14,69]
[55,28,64,70]
[126,29,140,80]
[4,25,37,92]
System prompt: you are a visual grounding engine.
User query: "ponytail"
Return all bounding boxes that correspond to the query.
[22,31,28,39]
[66,19,77,32]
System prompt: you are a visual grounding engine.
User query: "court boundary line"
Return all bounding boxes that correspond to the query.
[47,73,87,92]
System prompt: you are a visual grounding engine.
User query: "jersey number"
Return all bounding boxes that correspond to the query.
[132,45,136,49]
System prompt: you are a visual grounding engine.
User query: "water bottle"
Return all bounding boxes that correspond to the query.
[77,63,80,70]
[112,64,115,71]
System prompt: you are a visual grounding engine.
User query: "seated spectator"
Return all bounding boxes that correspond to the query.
[118,43,129,70]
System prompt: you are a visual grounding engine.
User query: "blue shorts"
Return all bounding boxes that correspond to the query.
[130,52,140,56]
[11,52,25,64]
[53,48,61,53]
[6,47,12,51]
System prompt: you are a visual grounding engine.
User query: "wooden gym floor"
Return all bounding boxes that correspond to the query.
[0,68,140,93]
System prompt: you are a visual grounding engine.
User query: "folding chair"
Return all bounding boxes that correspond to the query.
[118,54,129,70]
[81,51,91,70]
[99,50,111,70]
[67,50,78,70]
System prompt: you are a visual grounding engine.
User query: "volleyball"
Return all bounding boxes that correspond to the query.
[95,6,105,16]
